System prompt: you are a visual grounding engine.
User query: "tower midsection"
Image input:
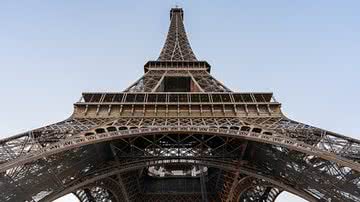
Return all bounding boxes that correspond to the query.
[74,91,281,119]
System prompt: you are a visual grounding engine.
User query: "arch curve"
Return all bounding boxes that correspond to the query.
[43,158,315,202]
[0,125,358,173]
[1,126,359,201]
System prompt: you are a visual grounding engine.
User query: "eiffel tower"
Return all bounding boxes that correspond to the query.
[1,7,360,202]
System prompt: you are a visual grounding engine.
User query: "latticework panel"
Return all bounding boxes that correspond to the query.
[0,118,110,165]
[158,8,197,61]
[74,177,126,202]
[191,70,231,92]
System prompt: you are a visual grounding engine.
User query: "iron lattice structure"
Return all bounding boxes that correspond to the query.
[1,7,360,202]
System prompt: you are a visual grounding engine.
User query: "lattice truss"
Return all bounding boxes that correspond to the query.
[158,8,197,61]
[125,70,230,93]
[1,7,360,202]
[1,117,360,201]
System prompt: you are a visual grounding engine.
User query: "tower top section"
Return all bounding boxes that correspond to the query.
[170,7,184,20]
[158,8,197,61]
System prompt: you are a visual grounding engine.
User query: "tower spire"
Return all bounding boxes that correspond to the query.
[158,8,197,61]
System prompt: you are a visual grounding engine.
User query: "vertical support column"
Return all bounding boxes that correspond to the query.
[225,171,240,202]
[110,144,130,202]
[226,142,248,202]
[200,166,209,202]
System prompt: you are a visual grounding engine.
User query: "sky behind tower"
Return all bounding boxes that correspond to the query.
[1,1,360,201]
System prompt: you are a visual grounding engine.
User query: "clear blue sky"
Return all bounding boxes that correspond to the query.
[1,1,359,201]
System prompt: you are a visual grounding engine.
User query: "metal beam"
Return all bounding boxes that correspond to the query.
[200,166,208,202]
[110,143,130,202]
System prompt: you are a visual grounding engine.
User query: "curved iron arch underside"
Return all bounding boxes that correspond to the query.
[1,117,360,202]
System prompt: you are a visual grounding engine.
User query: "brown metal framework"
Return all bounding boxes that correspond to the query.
[0,7,359,202]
